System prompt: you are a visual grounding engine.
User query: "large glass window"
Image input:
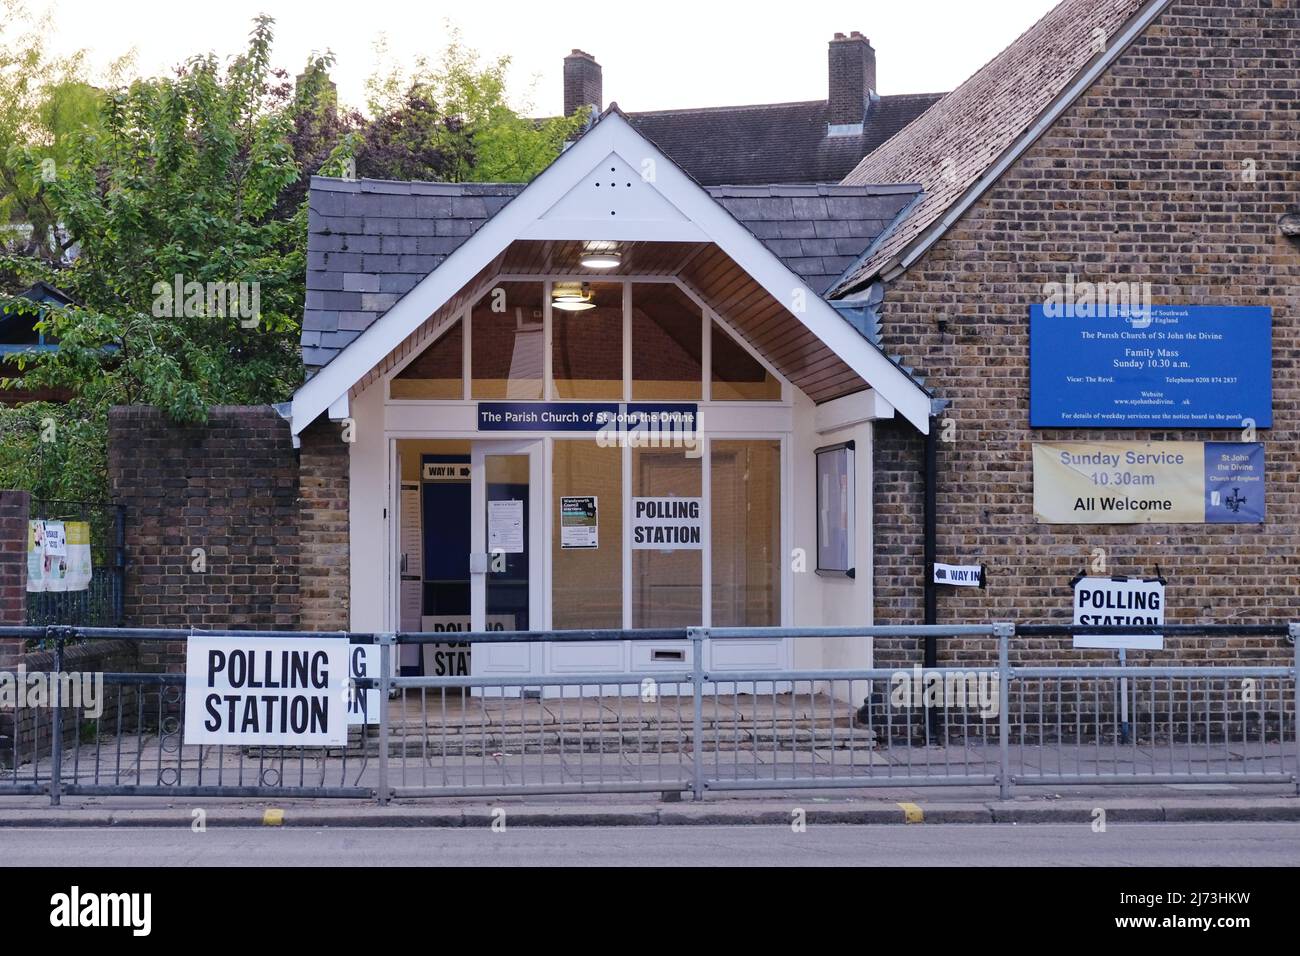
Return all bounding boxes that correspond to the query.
[552,440,623,629]
[390,321,462,399]
[631,283,702,400]
[711,321,781,401]
[471,282,544,400]
[631,447,702,628]
[552,282,623,399]
[711,440,781,627]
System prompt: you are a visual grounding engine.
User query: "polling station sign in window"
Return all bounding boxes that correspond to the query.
[1029,304,1271,428]
[184,637,350,746]
[1033,441,1264,524]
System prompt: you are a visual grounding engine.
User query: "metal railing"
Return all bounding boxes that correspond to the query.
[0,623,1295,804]
[25,499,126,630]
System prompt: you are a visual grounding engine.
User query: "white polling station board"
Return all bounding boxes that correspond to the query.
[1072,577,1165,650]
[184,637,350,745]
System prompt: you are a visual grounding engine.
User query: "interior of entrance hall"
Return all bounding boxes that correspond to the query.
[395,432,783,676]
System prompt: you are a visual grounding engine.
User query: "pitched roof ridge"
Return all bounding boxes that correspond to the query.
[628,98,827,117]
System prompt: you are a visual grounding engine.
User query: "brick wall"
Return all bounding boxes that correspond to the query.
[298,417,350,631]
[109,406,301,667]
[0,490,29,668]
[871,0,1300,668]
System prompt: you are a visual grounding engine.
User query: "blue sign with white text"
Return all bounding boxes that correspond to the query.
[1203,442,1265,523]
[1029,304,1272,428]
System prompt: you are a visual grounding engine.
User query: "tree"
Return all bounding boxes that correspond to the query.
[363,27,586,184]
[0,0,108,265]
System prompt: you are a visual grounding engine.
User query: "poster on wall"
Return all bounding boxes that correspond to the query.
[1029,304,1272,427]
[1072,576,1165,650]
[560,496,599,549]
[26,519,93,593]
[631,497,702,550]
[488,499,525,553]
[815,442,855,577]
[1033,441,1264,524]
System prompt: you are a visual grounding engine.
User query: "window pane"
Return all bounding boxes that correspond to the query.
[711,322,781,401]
[631,283,702,400]
[552,440,623,629]
[390,321,463,399]
[552,282,622,399]
[471,282,544,400]
[711,440,781,627]
[632,447,702,628]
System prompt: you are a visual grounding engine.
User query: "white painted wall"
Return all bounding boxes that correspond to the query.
[790,389,875,677]
[348,383,387,632]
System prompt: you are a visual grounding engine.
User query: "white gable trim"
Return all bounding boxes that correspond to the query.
[292,111,932,435]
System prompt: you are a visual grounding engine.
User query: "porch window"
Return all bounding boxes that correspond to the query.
[631,446,702,628]
[630,283,702,401]
[551,282,623,399]
[390,320,463,400]
[551,439,623,629]
[710,321,781,401]
[471,282,544,400]
[711,440,781,626]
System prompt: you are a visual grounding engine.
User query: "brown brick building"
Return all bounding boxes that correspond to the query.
[833,0,1300,666]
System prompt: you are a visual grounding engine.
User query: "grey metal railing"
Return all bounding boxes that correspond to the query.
[0,623,1295,804]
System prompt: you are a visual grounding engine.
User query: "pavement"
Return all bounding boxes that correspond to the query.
[1,783,1297,828]
[4,821,1298,866]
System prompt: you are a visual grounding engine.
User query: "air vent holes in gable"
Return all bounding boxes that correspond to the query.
[593,165,634,215]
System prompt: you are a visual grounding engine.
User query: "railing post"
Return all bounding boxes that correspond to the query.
[995,622,1013,800]
[689,627,706,802]
[1291,623,1299,795]
[49,626,65,807]
[378,633,394,806]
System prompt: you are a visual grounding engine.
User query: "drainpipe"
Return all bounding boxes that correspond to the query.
[923,413,938,650]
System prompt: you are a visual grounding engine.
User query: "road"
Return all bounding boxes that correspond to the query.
[1,823,1298,866]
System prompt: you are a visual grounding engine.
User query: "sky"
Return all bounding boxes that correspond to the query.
[29,0,1061,114]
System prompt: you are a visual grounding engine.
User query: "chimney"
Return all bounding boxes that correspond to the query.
[563,49,602,118]
[827,31,876,133]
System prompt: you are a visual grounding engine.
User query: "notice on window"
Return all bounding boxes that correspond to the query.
[560,496,599,549]
[631,497,702,550]
[488,499,525,554]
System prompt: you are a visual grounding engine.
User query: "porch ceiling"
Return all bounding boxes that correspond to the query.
[354,239,872,404]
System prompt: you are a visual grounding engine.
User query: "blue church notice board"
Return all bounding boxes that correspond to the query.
[1029,305,1272,428]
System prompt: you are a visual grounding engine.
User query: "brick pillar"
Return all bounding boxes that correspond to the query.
[298,418,350,631]
[0,490,29,667]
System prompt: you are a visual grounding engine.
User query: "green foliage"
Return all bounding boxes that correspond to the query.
[365,26,587,183]
[3,14,315,429]
[0,400,105,501]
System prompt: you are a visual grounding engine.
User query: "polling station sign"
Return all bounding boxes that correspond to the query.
[184,637,350,746]
[1033,441,1264,524]
[1073,577,1165,650]
[631,497,702,549]
[1029,303,1272,428]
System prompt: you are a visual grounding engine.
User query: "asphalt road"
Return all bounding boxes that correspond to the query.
[2,823,1298,866]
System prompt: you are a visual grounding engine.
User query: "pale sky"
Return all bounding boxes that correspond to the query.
[31,0,1060,114]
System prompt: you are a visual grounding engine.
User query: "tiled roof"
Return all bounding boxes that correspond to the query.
[627,94,944,186]
[302,177,919,369]
[834,0,1155,293]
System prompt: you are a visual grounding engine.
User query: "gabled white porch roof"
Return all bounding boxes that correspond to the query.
[290,108,932,435]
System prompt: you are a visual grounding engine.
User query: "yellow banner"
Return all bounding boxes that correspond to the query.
[1033,442,1204,524]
